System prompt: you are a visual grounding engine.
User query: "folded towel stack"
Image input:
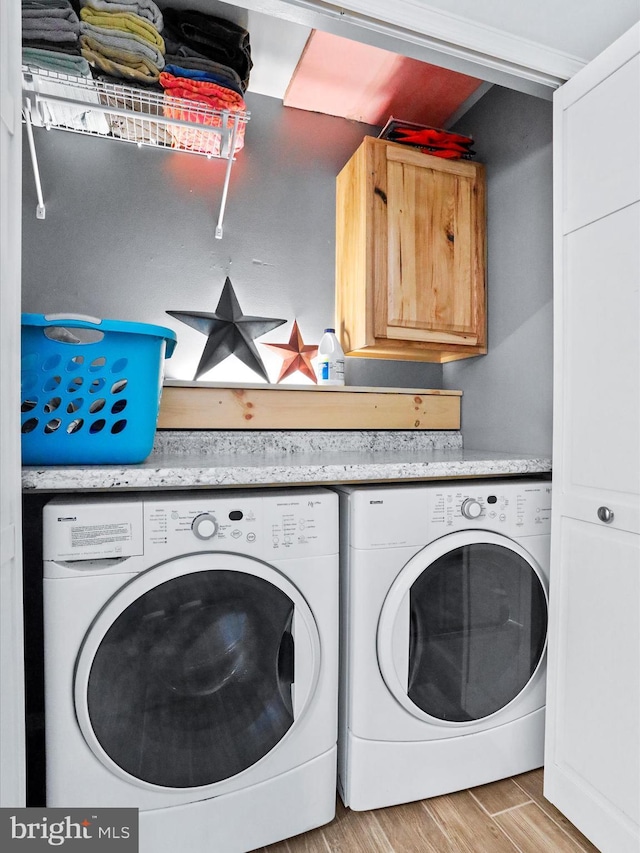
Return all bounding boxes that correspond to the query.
[22,0,81,55]
[161,7,252,94]
[21,0,250,157]
[22,45,111,134]
[79,0,165,85]
[160,70,247,156]
[158,7,250,156]
[21,0,110,134]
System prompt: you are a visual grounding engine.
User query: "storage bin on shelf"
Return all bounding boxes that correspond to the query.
[20,313,177,465]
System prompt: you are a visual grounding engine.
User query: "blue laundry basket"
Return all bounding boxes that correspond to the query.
[21,313,177,465]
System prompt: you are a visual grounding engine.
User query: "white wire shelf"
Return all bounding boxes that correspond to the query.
[21,66,250,237]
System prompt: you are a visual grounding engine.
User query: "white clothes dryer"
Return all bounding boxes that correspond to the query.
[42,487,339,853]
[335,479,551,811]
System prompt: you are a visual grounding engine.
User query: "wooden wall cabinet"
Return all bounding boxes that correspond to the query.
[335,136,486,363]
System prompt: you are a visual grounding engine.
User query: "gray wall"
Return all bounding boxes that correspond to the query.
[21,84,553,450]
[446,87,553,455]
[21,91,442,390]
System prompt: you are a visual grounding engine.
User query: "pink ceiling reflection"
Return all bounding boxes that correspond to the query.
[283,30,484,128]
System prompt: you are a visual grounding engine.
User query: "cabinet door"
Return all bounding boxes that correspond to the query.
[379,144,485,349]
[335,136,486,363]
[545,22,640,853]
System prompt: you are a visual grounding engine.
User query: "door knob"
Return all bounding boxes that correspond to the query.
[597,506,614,524]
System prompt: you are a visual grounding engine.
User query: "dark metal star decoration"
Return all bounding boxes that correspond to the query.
[167,277,286,382]
[262,320,319,383]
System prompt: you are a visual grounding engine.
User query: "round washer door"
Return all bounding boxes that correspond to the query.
[74,552,320,791]
[377,531,548,725]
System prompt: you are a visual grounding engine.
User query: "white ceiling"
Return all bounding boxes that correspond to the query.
[408,0,640,62]
[158,0,640,101]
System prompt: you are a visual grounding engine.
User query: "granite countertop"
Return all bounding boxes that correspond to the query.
[22,430,552,492]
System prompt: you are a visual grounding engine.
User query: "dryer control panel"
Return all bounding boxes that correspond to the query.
[341,479,551,549]
[427,481,552,536]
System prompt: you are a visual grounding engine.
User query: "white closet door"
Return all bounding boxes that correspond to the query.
[545,22,640,853]
[0,0,26,808]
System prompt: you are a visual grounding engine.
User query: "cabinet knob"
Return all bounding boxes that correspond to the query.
[597,506,614,524]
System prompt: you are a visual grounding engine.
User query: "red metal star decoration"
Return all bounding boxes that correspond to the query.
[262,320,319,383]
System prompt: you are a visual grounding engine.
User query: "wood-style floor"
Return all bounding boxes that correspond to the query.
[258,769,600,853]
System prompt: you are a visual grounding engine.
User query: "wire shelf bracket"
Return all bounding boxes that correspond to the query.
[21,67,250,238]
[22,96,46,220]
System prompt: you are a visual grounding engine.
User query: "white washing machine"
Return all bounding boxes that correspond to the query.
[335,479,551,811]
[42,487,339,853]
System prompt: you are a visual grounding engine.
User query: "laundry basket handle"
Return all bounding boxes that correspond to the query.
[44,312,102,326]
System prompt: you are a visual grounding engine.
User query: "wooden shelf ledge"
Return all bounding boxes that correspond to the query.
[157,381,461,430]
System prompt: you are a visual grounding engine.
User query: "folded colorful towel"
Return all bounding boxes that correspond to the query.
[160,72,246,111]
[164,54,242,91]
[79,6,164,50]
[160,71,246,156]
[164,64,243,96]
[80,35,164,71]
[79,21,164,66]
[79,0,163,31]
[23,46,90,76]
[80,33,161,83]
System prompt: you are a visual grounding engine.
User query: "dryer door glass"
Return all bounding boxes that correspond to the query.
[84,570,295,787]
[408,544,547,722]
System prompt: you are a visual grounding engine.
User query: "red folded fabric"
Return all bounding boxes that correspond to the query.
[387,125,475,159]
[160,71,247,156]
[392,127,474,148]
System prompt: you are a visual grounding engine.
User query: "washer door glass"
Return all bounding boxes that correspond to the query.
[76,559,317,789]
[378,533,548,724]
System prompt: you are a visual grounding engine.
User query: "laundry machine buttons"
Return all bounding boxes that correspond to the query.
[191,513,218,540]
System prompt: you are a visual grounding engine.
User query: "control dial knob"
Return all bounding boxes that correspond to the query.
[461,498,482,520]
[191,513,218,540]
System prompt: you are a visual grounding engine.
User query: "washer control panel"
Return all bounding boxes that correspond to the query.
[428,481,552,536]
[42,488,338,569]
[144,488,338,559]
